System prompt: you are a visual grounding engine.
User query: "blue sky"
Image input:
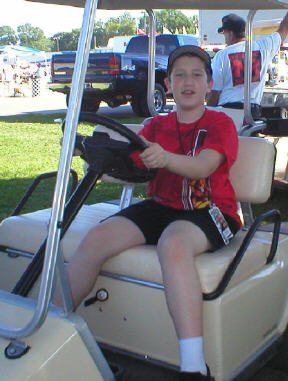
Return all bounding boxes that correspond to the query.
[1,0,198,37]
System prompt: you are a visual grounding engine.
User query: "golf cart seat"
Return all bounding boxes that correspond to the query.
[0,133,277,296]
[0,121,286,381]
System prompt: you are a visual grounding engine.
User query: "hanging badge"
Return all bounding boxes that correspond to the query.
[208,205,233,245]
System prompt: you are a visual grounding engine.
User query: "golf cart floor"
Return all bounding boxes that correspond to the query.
[102,347,288,381]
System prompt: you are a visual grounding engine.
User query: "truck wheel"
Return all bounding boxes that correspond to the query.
[66,94,100,113]
[130,96,143,116]
[81,99,100,113]
[131,83,166,117]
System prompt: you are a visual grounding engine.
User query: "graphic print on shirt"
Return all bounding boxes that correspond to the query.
[182,129,211,210]
[228,50,261,86]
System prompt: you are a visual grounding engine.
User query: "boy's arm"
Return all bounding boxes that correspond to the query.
[206,90,221,106]
[140,138,224,179]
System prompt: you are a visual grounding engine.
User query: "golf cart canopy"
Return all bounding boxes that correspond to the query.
[25,0,288,10]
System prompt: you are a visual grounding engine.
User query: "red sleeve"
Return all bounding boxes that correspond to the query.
[201,112,238,168]
[130,118,156,168]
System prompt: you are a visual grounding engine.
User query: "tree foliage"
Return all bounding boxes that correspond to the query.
[139,10,197,34]
[0,11,199,52]
[17,23,52,50]
[104,12,137,42]
[0,26,18,45]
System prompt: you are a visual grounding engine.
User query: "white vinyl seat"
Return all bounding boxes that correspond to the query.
[0,134,276,295]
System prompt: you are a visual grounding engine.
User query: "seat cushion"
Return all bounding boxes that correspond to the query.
[0,203,119,255]
[0,204,273,294]
[100,230,271,294]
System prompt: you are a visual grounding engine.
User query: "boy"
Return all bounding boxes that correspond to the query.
[54,45,241,381]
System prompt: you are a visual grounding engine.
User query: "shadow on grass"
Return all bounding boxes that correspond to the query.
[0,112,144,126]
[0,172,146,223]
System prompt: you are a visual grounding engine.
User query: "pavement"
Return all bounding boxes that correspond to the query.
[0,89,136,118]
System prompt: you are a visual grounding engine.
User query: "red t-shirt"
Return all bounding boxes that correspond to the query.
[133,109,241,227]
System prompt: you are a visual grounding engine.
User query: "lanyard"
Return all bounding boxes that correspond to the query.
[175,109,206,156]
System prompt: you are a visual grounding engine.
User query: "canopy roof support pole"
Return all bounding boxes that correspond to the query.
[0,0,99,340]
[244,10,256,126]
[147,9,157,116]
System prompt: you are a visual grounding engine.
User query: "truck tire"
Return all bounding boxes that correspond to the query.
[131,83,166,117]
[66,94,100,113]
[81,99,101,113]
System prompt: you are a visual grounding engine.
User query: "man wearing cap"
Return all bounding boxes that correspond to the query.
[207,12,288,119]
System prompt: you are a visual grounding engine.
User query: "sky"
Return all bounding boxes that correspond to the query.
[1,0,198,38]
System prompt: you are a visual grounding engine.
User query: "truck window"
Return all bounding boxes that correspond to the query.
[179,35,200,47]
[126,35,181,55]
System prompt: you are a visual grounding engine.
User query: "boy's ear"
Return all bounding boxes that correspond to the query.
[206,78,214,93]
[164,77,172,94]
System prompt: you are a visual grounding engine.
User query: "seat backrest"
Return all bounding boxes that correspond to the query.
[230,136,275,203]
[206,106,244,130]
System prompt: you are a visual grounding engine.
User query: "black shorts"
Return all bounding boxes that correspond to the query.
[110,199,240,250]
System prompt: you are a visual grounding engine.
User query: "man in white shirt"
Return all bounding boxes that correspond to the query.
[207,12,288,119]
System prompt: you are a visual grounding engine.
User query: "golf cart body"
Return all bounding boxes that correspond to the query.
[1,1,288,380]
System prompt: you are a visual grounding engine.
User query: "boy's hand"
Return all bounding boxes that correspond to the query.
[139,136,169,169]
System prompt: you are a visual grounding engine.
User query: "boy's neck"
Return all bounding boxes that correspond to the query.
[176,105,206,124]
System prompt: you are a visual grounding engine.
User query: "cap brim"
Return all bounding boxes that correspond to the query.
[218,27,224,33]
[168,45,212,75]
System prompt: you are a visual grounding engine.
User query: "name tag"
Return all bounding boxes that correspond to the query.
[208,205,233,245]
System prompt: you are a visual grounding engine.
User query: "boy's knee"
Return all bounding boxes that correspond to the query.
[157,233,190,263]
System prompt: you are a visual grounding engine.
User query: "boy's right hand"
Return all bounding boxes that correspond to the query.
[139,136,169,169]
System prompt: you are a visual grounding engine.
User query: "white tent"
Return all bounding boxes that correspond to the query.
[0,45,48,65]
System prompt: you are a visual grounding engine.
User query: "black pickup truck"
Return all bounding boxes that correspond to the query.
[49,34,199,116]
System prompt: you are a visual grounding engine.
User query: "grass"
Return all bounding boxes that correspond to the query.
[0,113,287,224]
[0,113,145,222]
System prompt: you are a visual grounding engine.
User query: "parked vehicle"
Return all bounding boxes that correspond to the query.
[50,34,199,116]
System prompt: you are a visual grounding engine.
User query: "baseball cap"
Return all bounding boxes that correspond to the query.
[167,45,212,76]
[217,13,246,34]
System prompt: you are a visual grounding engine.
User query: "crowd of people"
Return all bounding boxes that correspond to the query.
[0,55,49,97]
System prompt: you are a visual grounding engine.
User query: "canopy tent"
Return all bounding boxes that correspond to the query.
[26,0,288,10]
[0,45,48,65]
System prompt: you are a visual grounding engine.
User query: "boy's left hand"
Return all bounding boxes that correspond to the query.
[139,136,169,169]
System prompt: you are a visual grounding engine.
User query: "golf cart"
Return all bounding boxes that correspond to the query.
[0,1,288,380]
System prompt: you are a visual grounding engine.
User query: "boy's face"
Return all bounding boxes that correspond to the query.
[164,55,213,113]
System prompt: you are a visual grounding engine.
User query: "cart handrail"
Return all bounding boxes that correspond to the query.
[0,0,98,340]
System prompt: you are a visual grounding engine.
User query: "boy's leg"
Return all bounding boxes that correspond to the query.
[157,220,211,375]
[53,216,145,308]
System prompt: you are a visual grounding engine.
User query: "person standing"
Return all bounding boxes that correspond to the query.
[207,12,288,119]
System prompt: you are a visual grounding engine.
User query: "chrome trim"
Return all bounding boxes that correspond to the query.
[243,10,256,128]
[119,185,134,209]
[4,248,33,259]
[147,9,157,116]
[100,271,164,290]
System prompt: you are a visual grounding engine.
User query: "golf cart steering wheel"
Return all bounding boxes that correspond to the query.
[62,112,156,183]
[80,112,147,150]
[62,112,147,151]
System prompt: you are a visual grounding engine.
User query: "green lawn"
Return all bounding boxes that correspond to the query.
[0,113,287,223]
[0,113,145,221]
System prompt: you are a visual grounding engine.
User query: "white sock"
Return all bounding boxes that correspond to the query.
[179,336,207,375]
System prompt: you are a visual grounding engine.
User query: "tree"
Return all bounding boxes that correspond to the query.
[92,21,107,48]
[0,26,18,45]
[17,23,52,51]
[139,10,198,35]
[51,29,81,51]
[105,12,136,43]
